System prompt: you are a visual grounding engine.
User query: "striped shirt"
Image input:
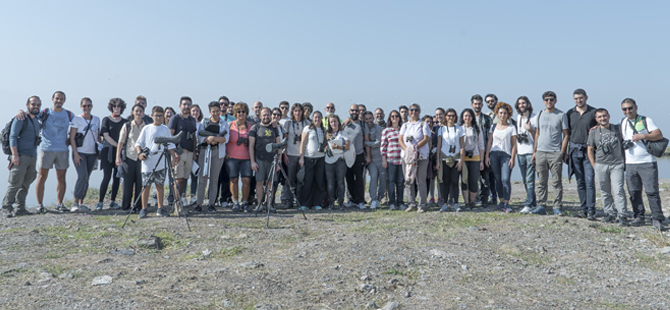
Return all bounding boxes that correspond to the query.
[381,127,402,165]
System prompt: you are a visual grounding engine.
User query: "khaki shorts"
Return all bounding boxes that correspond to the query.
[173,150,193,179]
[38,150,69,170]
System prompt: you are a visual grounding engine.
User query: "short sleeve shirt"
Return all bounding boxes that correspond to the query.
[621,115,659,164]
[302,126,326,158]
[249,123,279,162]
[399,120,432,159]
[587,124,624,165]
[567,105,598,144]
[438,125,465,157]
[343,120,367,155]
[39,107,75,152]
[168,114,197,152]
[536,109,569,153]
[516,113,537,155]
[283,119,309,156]
[71,115,101,154]
[489,123,518,156]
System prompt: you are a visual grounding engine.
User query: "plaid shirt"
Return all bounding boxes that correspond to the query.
[381,127,402,165]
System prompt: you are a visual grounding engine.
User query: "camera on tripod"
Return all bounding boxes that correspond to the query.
[517,133,530,144]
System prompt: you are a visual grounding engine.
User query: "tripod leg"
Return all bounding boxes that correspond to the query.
[122,151,167,229]
[166,153,191,232]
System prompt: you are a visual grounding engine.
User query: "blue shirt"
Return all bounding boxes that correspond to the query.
[39,107,74,152]
[10,116,42,156]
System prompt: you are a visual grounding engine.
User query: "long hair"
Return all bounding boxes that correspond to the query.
[515,96,533,116]
[309,110,324,130]
[459,108,480,136]
[290,103,304,123]
[191,104,203,122]
[386,109,403,128]
[440,108,458,126]
[493,101,513,122]
[326,114,342,139]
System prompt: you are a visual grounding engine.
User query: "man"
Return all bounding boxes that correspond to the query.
[2,96,42,217]
[587,108,629,226]
[251,101,263,124]
[471,94,494,206]
[279,101,291,127]
[358,104,367,116]
[620,98,665,229]
[216,96,235,207]
[364,111,385,209]
[343,104,371,209]
[374,108,386,128]
[323,102,340,127]
[219,96,236,122]
[515,96,538,214]
[132,95,154,124]
[136,106,178,218]
[485,94,499,124]
[531,91,570,216]
[249,107,282,212]
[433,107,446,203]
[168,96,197,209]
[302,102,313,120]
[398,105,409,124]
[567,89,598,219]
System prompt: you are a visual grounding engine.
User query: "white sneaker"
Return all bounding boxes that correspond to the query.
[344,201,355,208]
[358,202,366,210]
[71,203,80,212]
[519,206,532,214]
[181,197,189,207]
[389,204,396,210]
[439,203,449,212]
[454,204,462,212]
[189,197,197,205]
[370,201,378,210]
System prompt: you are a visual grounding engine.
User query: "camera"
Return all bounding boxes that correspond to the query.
[602,143,611,154]
[405,136,414,142]
[465,150,473,158]
[237,136,249,147]
[35,135,42,147]
[622,139,634,150]
[139,147,150,158]
[320,140,328,153]
[517,133,529,144]
[293,134,302,144]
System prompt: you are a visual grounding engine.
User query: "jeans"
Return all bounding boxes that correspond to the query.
[406,159,429,208]
[489,151,512,202]
[346,153,366,204]
[626,162,664,221]
[368,160,387,202]
[73,153,97,200]
[536,151,563,210]
[594,162,627,217]
[326,158,347,207]
[517,153,537,207]
[571,148,596,213]
[2,154,36,210]
[217,158,232,203]
[441,160,460,204]
[121,158,142,210]
[387,163,404,206]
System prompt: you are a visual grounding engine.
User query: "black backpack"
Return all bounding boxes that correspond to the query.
[2,118,28,155]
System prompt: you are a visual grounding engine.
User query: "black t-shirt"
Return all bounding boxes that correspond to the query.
[168,114,197,152]
[101,116,127,144]
[567,105,598,144]
[249,123,279,162]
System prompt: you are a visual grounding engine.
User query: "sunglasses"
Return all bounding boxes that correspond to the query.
[82,104,92,108]
[112,104,122,108]
[280,106,289,109]
[237,111,247,114]
[622,106,634,111]
[390,115,400,118]
[543,98,556,102]
[350,109,358,112]
[409,108,419,112]
[272,113,281,116]
[326,106,334,110]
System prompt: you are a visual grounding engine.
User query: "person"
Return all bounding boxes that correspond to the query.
[567,89,598,219]
[249,107,281,212]
[135,106,178,219]
[484,94,500,205]
[620,98,666,229]
[382,110,404,210]
[399,103,431,212]
[194,101,229,213]
[251,101,263,124]
[374,108,386,128]
[164,107,176,125]
[216,96,235,207]
[299,111,326,210]
[470,95,494,206]
[97,98,126,210]
[227,101,235,117]
[364,111,386,210]
[436,108,464,212]
[278,101,291,127]
[423,115,438,205]
[227,102,253,212]
[116,103,146,213]
[157,106,177,206]
[398,105,409,124]
[485,102,517,213]
[168,96,198,208]
[70,97,101,212]
[188,104,204,205]
[459,109,485,210]
[2,96,42,217]
[323,102,340,127]
[343,104,370,209]
[433,107,446,204]
[302,102,313,121]
[515,96,538,214]
[281,103,309,208]
[129,95,153,124]
[531,91,570,215]
[324,115,350,209]
[587,108,629,226]
[270,107,285,205]
[357,104,367,116]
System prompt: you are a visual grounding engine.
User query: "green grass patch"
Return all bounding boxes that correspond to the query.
[632,252,668,271]
[152,230,187,250]
[1,268,29,278]
[42,265,65,276]
[44,252,63,259]
[597,226,623,234]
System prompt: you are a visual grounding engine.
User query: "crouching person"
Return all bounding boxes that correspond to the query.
[135,106,178,219]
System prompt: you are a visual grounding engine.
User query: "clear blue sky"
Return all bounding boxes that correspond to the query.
[1,0,668,129]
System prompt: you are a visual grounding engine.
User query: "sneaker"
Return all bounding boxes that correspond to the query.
[652,219,665,230]
[79,205,91,212]
[189,197,197,205]
[314,206,322,210]
[344,201,355,208]
[618,216,630,227]
[300,206,309,211]
[429,197,435,204]
[572,211,587,218]
[630,216,645,227]
[96,202,103,211]
[440,204,449,212]
[269,205,277,213]
[207,204,216,213]
[192,205,203,213]
[437,198,444,205]
[503,204,513,213]
[417,206,426,213]
[181,197,189,207]
[553,209,563,216]
[158,208,170,217]
[495,203,505,212]
[12,208,31,217]
[531,206,547,215]
[405,204,417,212]
[389,204,396,211]
[36,204,46,214]
[242,201,253,213]
[370,201,378,210]
[454,204,462,212]
[138,208,148,219]
[70,203,80,212]
[587,212,597,221]
[358,203,366,210]
[220,201,228,208]
[519,206,532,214]
[602,214,616,223]
[232,202,241,212]
[109,201,121,210]
[55,203,70,212]
[399,204,407,211]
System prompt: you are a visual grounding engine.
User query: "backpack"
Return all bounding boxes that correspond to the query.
[2,118,28,155]
[40,108,73,123]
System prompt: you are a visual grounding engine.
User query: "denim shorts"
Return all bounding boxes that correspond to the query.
[226,158,252,178]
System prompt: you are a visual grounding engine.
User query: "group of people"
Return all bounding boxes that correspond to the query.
[2,90,666,229]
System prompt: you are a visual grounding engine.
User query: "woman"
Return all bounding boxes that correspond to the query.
[195,101,229,212]
[459,109,485,210]
[299,111,326,210]
[226,102,253,212]
[398,103,431,213]
[164,107,176,125]
[281,103,309,208]
[116,104,146,213]
[424,115,438,205]
[70,97,101,212]
[97,98,127,210]
[436,108,465,212]
[189,104,204,205]
[382,110,404,210]
[515,96,537,214]
[485,102,517,213]
[324,115,350,209]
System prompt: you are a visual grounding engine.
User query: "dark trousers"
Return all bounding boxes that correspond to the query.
[441,161,460,204]
[99,147,120,203]
[571,149,596,213]
[190,172,198,197]
[326,158,347,206]
[477,164,492,203]
[73,153,97,200]
[626,162,664,221]
[217,158,232,203]
[121,158,142,210]
[300,157,326,207]
[346,153,366,204]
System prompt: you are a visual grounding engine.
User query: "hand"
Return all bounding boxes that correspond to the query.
[283,155,289,166]
[479,161,484,171]
[275,163,281,172]
[11,155,19,167]
[138,154,147,161]
[342,118,351,126]
[116,157,122,167]
[382,161,387,169]
[16,110,27,121]
[524,122,532,131]
[509,158,515,170]
[73,153,82,167]
[435,161,440,171]
[457,160,462,172]
[172,155,179,167]
[299,157,304,167]
[530,154,535,164]
[562,152,569,163]
[632,133,645,142]
[251,162,259,172]
[366,156,371,165]
[485,156,491,167]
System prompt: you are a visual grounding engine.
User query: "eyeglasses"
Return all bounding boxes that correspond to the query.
[154,114,164,118]
[486,100,495,104]
[622,106,634,111]
[272,113,281,116]
[280,106,289,110]
[112,104,122,108]
[543,98,556,102]
[409,108,419,112]
[237,111,247,114]
[82,104,92,108]
[326,106,334,110]
[350,109,358,112]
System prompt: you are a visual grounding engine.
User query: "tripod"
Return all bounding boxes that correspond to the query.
[122,143,191,231]
[254,151,307,227]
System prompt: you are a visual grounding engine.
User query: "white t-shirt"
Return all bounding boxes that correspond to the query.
[438,125,465,158]
[489,123,517,156]
[325,131,349,164]
[283,119,309,157]
[135,124,176,172]
[399,120,432,159]
[303,126,325,158]
[516,113,537,155]
[71,115,101,154]
[621,116,658,164]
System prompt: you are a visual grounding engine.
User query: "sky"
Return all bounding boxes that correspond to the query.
[1,0,670,205]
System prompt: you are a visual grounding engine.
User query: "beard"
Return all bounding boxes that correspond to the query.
[261,118,271,125]
[29,107,40,116]
[350,114,358,121]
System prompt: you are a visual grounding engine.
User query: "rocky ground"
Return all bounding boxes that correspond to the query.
[2,180,670,310]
